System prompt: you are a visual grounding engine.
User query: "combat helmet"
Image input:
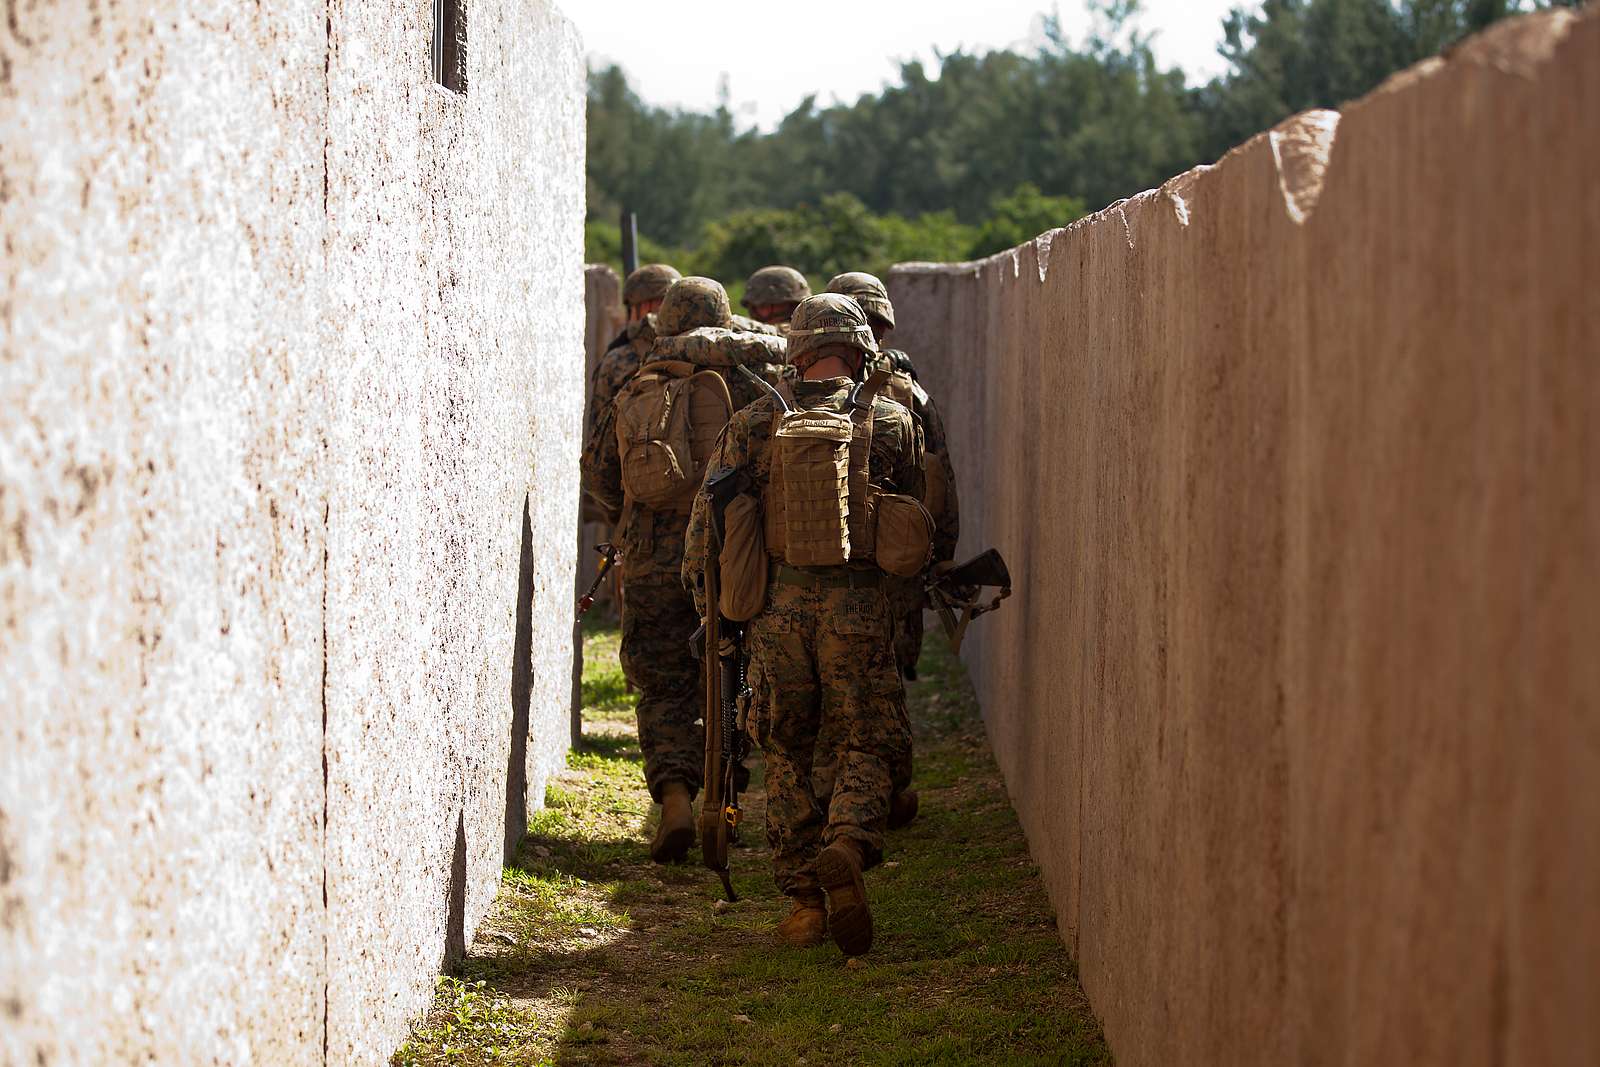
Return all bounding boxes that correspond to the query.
[623,263,682,307]
[656,276,733,336]
[785,294,879,371]
[824,271,895,331]
[742,265,812,310]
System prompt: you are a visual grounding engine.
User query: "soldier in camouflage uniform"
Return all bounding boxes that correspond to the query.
[741,265,812,329]
[826,272,961,677]
[806,273,962,832]
[581,264,681,528]
[583,276,780,864]
[683,294,922,956]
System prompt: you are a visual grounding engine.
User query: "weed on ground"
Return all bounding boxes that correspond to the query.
[393,615,1110,1066]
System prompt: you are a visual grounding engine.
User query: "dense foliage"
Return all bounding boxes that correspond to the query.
[587,0,1581,286]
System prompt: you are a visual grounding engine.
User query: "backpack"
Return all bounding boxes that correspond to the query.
[614,360,732,514]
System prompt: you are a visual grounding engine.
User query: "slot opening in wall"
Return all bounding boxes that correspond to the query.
[431,0,467,95]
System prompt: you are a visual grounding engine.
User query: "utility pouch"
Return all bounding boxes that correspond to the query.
[872,491,935,577]
[718,493,768,622]
[773,409,853,566]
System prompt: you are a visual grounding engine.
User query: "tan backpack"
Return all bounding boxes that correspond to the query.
[763,376,884,567]
[614,360,732,514]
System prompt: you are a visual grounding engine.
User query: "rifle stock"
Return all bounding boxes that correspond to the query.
[698,469,746,901]
[576,542,618,616]
[926,548,1012,654]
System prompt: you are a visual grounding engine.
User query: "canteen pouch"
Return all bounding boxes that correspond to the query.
[718,493,768,622]
[773,409,853,566]
[873,491,935,577]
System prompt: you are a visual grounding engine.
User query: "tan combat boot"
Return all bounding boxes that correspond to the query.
[774,894,828,948]
[815,839,873,956]
[650,781,694,864]
[888,789,919,831]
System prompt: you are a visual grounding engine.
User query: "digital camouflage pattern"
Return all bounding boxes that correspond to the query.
[869,346,960,675]
[874,348,960,564]
[783,293,879,370]
[620,574,704,801]
[824,271,896,331]
[581,304,787,807]
[748,579,911,896]
[581,315,658,527]
[731,312,782,336]
[656,276,733,336]
[683,377,923,898]
[622,263,682,307]
[742,265,811,309]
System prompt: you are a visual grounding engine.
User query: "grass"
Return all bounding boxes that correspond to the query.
[393,614,1110,1066]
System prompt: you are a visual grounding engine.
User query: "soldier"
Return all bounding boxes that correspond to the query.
[683,294,924,956]
[825,272,961,680]
[803,273,961,833]
[583,276,777,864]
[581,263,682,528]
[741,265,811,329]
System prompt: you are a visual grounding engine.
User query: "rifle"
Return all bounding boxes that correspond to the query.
[926,548,1012,654]
[576,542,618,616]
[696,468,751,901]
[620,208,639,277]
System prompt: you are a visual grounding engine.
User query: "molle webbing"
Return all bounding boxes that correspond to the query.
[771,410,852,566]
[763,374,886,566]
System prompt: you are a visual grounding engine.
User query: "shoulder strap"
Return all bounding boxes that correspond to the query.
[735,364,793,413]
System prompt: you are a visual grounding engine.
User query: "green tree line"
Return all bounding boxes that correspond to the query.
[587,0,1582,289]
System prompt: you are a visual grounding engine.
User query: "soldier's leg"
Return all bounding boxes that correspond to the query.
[747,583,826,900]
[619,575,703,801]
[816,586,910,871]
[810,710,841,806]
[887,576,925,680]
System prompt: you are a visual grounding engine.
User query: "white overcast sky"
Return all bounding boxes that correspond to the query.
[564,1,1257,130]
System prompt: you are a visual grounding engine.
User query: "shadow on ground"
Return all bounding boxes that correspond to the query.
[392,618,1109,1067]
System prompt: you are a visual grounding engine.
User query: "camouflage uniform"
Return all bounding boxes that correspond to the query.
[581,277,780,803]
[825,273,962,673]
[872,348,960,672]
[683,297,922,900]
[741,265,811,328]
[581,264,680,526]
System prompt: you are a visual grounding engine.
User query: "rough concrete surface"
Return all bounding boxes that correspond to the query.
[889,11,1597,1066]
[0,3,584,1064]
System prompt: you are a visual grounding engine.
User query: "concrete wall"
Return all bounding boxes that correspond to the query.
[888,12,1597,1067]
[0,3,584,1064]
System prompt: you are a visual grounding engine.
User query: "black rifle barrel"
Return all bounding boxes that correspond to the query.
[620,208,639,277]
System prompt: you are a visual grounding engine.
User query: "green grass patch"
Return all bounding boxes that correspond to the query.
[392,976,550,1067]
[394,622,1110,1066]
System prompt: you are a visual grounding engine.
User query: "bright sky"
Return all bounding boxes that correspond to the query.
[564,1,1256,131]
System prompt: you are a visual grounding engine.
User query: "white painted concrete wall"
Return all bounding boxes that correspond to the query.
[0,3,584,1063]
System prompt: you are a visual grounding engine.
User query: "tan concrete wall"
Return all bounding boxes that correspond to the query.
[0,2,584,1064]
[888,12,1598,1067]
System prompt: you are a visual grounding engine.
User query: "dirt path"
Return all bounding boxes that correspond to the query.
[393,621,1109,1066]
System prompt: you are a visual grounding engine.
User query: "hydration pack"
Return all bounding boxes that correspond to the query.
[614,360,732,514]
